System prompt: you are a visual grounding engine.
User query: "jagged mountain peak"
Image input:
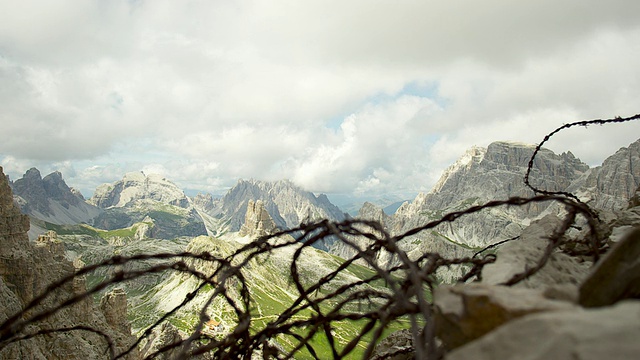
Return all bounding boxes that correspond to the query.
[10,167,101,229]
[421,141,590,211]
[239,199,278,238]
[579,138,640,211]
[198,178,346,236]
[430,146,486,195]
[358,202,389,225]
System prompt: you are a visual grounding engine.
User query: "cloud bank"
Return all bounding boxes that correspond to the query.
[1,1,640,197]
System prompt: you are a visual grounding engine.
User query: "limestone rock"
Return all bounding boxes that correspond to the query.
[481,214,591,289]
[434,283,575,350]
[446,300,640,360]
[191,193,216,212]
[579,226,640,307]
[35,230,66,259]
[208,179,346,235]
[370,329,416,360]
[608,206,640,243]
[141,322,182,360]
[0,166,140,359]
[10,168,102,228]
[239,199,277,238]
[629,184,640,208]
[90,171,190,209]
[581,139,640,212]
[101,288,132,335]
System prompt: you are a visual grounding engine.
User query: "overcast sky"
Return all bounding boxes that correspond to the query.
[1,1,640,200]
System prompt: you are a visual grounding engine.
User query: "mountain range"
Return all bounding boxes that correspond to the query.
[8,138,640,254]
[330,139,640,280]
[3,136,640,358]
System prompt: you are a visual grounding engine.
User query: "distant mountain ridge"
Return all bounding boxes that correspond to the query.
[89,171,191,209]
[330,138,640,278]
[87,171,207,239]
[193,178,347,235]
[11,138,640,250]
[10,167,102,224]
[11,169,348,242]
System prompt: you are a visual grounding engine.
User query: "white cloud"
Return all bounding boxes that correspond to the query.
[1,1,640,197]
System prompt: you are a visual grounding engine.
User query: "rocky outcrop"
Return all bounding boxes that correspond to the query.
[579,227,640,307]
[393,141,590,247]
[434,283,575,350]
[88,172,207,240]
[239,200,277,238]
[370,328,416,360]
[436,213,640,358]
[10,168,102,230]
[141,322,182,360]
[446,300,640,360]
[339,139,640,274]
[579,139,640,211]
[376,183,640,359]
[480,214,592,289]
[191,193,216,212]
[90,172,190,209]
[205,179,346,234]
[329,202,394,264]
[0,166,139,359]
[101,288,132,335]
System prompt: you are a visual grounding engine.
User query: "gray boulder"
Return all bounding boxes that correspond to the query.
[579,226,640,307]
[433,283,575,350]
[446,300,640,360]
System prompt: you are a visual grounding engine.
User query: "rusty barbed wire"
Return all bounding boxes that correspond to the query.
[0,194,600,360]
[524,113,640,205]
[2,114,637,359]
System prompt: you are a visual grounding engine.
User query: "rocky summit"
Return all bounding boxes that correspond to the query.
[332,139,640,279]
[194,178,346,239]
[10,168,102,235]
[88,172,208,239]
[90,171,191,209]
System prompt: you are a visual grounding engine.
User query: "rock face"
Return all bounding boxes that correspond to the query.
[377,162,640,359]
[0,166,139,359]
[370,328,416,360]
[141,322,182,360]
[433,283,575,350]
[579,139,640,211]
[394,141,589,247]
[90,171,190,209]
[239,199,277,238]
[480,214,591,289]
[191,193,216,212]
[89,172,207,239]
[446,300,640,360]
[433,210,640,358]
[579,226,640,307]
[194,179,346,240]
[10,168,102,227]
[101,288,132,335]
[334,139,640,274]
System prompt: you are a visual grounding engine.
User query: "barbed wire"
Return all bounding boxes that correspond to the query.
[0,194,600,359]
[524,113,640,205]
[2,113,637,359]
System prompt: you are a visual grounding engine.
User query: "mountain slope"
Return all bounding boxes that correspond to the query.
[57,199,404,358]
[89,172,207,240]
[571,138,640,211]
[10,168,102,226]
[194,179,347,236]
[331,139,640,277]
